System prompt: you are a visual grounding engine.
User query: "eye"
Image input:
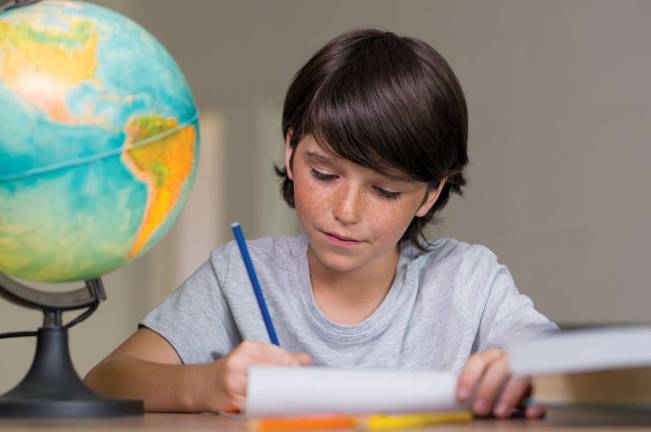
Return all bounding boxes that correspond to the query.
[374,187,401,200]
[310,169,337,182]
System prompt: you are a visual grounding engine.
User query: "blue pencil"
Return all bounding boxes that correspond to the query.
[230,222,280,346]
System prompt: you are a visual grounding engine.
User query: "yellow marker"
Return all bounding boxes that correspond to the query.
[362,411,473,430]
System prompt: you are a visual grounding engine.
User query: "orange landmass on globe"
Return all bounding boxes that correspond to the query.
[0,18,99,124]
[122,115,196,258]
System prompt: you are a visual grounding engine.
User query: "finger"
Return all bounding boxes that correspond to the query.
[222,350,252,375]
[472,355,510,417]
[525,405,545,419]
[223,394,246,413]
[215,367,247,414]
[293,352,312,366]
[222,364,248,395]
[493,377,530,418]
[456,349,503,402]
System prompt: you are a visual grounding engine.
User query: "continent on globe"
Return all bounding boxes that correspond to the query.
[123,115,196,258]
[0,15,100,124]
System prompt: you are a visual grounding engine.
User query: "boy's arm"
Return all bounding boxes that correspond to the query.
[84,327,216,412]
[84,327,312,413]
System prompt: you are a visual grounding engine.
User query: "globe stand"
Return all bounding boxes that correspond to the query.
[0,0,42,13]
[0,273,143,417]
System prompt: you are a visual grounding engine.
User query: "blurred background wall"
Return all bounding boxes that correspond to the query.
[1,0,650,392]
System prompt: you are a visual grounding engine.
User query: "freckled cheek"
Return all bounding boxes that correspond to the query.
[369,204,417,242]
[293,179,325,222]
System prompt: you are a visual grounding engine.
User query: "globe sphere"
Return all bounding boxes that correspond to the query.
[0,0,200,282]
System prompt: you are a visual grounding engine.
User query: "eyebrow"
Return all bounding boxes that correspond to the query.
[304,151,413,183]
[304,151,337,165]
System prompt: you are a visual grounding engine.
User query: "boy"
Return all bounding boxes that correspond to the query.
[85,29,556,419]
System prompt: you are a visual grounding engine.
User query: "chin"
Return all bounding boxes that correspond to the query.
[312,247,365,273]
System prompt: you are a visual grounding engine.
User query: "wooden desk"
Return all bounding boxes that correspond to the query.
[0,414,649,432]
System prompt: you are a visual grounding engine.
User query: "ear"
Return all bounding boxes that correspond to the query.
[284,130,294,181]
[415,177,448,218]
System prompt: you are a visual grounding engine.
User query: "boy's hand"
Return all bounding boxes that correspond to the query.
[456,348,544,419]
[205,340,311,413]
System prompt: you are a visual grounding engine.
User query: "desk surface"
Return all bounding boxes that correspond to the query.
[0,414,650,432]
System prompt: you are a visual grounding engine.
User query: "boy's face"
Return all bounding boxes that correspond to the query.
[285,134,444,276]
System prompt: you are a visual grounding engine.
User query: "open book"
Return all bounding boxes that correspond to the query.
[245,367,465,417]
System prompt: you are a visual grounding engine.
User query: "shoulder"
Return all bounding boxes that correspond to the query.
[405,238,517,325]
[404,237,506,301]
[407,237,500,273]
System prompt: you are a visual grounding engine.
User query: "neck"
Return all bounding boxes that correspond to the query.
[307,246,400,324]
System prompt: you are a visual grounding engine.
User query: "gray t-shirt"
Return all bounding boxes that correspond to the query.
[141,235,557,372]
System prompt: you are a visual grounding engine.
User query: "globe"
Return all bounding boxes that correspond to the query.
[0,0,200,283]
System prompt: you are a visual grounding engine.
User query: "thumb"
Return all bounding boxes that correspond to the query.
[292,352,312,366]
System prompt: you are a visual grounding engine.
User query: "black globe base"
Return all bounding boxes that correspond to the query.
[0,398,143,418]
[0,327,143,417]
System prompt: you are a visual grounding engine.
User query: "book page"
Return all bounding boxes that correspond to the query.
[245,367,463,417]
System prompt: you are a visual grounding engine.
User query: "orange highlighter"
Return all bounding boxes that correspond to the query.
[251,415,356,431]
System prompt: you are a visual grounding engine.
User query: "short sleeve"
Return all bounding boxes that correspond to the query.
[475,252,558,351]
[139,252,240,364]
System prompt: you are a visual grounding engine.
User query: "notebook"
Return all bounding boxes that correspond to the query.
[245,367,467,417]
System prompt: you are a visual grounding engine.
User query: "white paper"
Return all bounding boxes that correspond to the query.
[246,367,462,417]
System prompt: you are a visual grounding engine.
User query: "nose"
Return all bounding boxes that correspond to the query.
[333,184,363,225]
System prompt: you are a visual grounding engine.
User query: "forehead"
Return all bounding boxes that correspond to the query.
[299,135,413,182]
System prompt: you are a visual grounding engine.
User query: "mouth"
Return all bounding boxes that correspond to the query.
[327,231,359,241]
[322,230,362,246]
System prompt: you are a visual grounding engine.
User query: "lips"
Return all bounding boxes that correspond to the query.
[324,231,360,242]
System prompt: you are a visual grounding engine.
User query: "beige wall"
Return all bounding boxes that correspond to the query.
[2,0,650,393]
